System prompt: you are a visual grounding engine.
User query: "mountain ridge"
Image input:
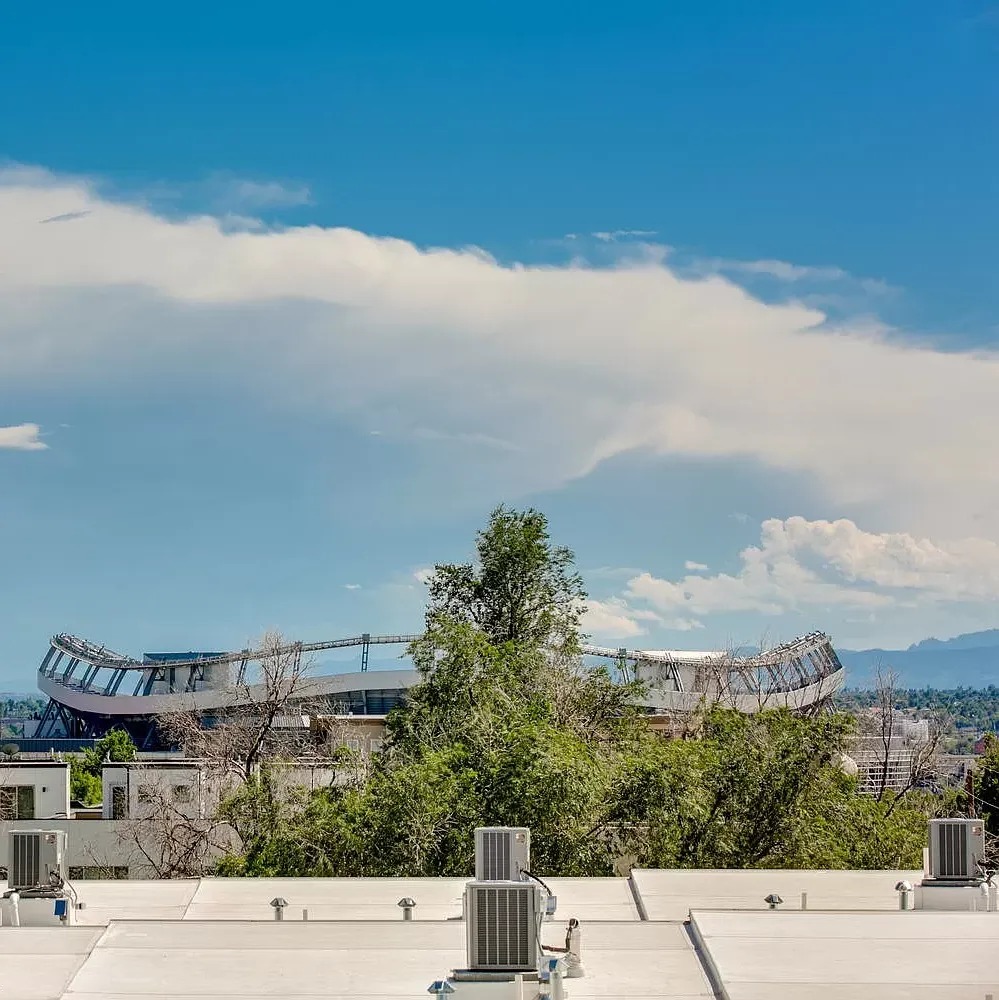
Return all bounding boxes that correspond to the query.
[839,628,999,688]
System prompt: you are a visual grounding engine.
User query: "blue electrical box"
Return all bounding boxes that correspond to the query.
[54,899,67,917]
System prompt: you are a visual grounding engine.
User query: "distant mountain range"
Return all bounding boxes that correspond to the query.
[839,629,999,689]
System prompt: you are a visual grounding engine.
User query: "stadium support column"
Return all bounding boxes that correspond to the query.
[617,648,630,683]
[361,633,370,672]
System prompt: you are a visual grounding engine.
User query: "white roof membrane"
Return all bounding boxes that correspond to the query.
[690,910,999,1000]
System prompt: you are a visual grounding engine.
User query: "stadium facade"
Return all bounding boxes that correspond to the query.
[34,630,845,749]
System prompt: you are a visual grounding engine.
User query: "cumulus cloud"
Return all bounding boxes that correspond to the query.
[1,168,999,535]
[581,598,705,641]
[685,561,709,572]
[581,598,656,640]
[605,517,999,633]
[0,423,47,450]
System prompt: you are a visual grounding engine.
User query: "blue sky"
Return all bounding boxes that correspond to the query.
[2,1,999,687]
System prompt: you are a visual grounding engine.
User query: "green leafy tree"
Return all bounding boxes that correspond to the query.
[216,505,949,879]
[975,734,999,836]
[423,505,585,653]
[67,728,138,807]
[69,762,103,806]
[82,728,137,771]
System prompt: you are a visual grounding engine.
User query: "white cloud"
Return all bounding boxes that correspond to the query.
[413,568,434,584]
[687,255,891,296]
[591,229,658,242]
[343,583,361,590]
[2,168,999,536]
[710,257,850,283]
[609,517,999,633]
[0,423,47,450]
[411,427,521,452]
[222,178,312,210]
[582,599,645,640]
[685,560,709,572]
[581,598,703,641]
[135,173,312,214]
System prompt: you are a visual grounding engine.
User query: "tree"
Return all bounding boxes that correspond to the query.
[68,728,137,807]
[157,630,315,784]
[975,735,999,837]
[208,506,955,879]
[226,615,640,878]
[126,631,334,876]
[82,728,137,772]
[69,762,102,806]
[857,666,943,811]
[109,774,238,878]
[423,505,586,653]
[607,707,854,868]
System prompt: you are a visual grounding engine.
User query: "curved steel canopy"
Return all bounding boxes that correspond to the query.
[37,629,844,724]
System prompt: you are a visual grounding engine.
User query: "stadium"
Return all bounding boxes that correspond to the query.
[32,630,846,749]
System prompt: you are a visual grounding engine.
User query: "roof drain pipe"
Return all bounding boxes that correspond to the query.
[7,891,19,927]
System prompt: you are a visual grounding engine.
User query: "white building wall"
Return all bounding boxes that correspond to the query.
[0,818,144,877]
[101,761,341,821]
[102,765,209,820]
[0,761,345,879]
[0,763,71,819]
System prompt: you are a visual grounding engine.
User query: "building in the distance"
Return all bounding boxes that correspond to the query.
[30,630,845,750]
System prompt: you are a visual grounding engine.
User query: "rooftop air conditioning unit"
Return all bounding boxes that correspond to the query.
[927,818,985,881]
[465,881,541,972]
[8,830,67,891]
[475,827,530,882]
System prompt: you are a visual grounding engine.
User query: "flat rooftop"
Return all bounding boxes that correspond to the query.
[690,909,999,999]
[4,870,999,999]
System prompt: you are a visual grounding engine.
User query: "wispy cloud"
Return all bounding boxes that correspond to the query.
[685,255,891,295]
[0,423,47,451]
[590,229,658,242]
[102,170,313,217]
[220,178,312,210]
[411,427,522,453]
[343,583,362,590]
[562,229,659,243]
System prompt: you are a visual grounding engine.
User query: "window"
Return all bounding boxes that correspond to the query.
[68,866,128,880]
[172,784,193,804]
[137,785,156,805]
[110,785,127,820]
[0,785,35,820]
[346,738,361,752]
[369,738,384,753]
